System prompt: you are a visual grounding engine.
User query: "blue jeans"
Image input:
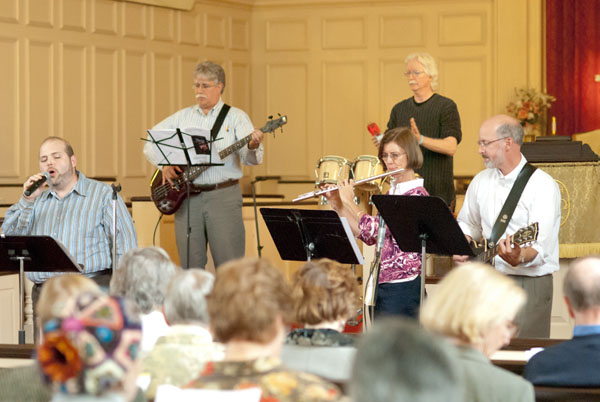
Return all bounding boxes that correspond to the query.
[374,276,421,319]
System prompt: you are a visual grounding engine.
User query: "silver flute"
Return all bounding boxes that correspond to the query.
[292,168,405,202]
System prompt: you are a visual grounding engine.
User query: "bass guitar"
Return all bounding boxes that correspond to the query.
[471,222,539,264]
[150,115,287,214]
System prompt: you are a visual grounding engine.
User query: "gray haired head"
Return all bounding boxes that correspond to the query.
[164,269,214,325]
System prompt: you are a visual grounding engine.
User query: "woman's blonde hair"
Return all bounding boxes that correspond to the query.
[292,258,359,325]
[420,263,526,346]
[36,274,101,325]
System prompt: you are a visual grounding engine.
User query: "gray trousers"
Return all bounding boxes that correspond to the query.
[174,183,245,269]
[509,274,553,338]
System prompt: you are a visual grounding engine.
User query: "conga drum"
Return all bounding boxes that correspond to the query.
[314,155,352,186]
[352,155,384,192]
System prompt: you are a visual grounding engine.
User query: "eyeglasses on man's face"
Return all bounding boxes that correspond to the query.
[477,137,508,148]
[381,152,406,161]
[404,70,425,77]
[192,82,218,90]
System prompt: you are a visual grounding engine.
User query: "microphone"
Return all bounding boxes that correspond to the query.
[367,122,384,143]
[24,172,50,197]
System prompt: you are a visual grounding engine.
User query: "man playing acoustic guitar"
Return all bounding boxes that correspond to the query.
[453,115,561,338]
[144,61,264,269]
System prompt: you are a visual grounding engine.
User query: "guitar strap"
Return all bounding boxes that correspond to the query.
[211,104,231,141]
[488,163,537,247]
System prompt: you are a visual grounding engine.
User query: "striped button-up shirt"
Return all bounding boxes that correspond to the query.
[144,99,263,185]
[1,172,138,283]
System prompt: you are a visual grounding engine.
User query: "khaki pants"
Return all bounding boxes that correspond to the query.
[509,274,553,338]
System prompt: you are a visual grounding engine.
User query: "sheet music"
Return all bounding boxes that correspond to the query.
[340,217,365,265]
[147,127,222,166]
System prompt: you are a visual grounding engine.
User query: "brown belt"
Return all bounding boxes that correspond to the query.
[189,179,239,194]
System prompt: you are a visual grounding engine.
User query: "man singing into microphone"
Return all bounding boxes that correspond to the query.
[1,137,138,327]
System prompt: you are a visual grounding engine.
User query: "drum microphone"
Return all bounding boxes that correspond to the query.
[367,122,384,143]
[24,172,50,196]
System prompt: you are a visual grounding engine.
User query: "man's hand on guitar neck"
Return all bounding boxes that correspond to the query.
[162,165,183,185]
[248,128,264,150]
[498,234,538,267]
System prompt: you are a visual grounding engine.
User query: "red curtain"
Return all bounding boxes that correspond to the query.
[546,0,600,135]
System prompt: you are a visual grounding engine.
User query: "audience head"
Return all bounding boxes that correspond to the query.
[208,257,292,345]
[404,52,438,91]
[110,246,179,314]
[164,269,214,326]
[564,255,600,319]
[292,258,359,329]
[37,274,101,327]
[38,293,142,399]
[351,318,463,402]
[420,263,526,357]
[378,127,424,171]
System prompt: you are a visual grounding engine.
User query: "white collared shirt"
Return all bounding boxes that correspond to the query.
[457,154,560,276]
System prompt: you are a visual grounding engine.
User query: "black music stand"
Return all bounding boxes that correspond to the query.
[371,195,475,307]
[260,208,364,264]
[0,235,81,344]
[143,128,223,268]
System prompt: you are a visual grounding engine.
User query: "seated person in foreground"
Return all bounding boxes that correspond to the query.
[0,274,101,402]
[282,258,359,382]
[183,257,343,401]
[420,263,535,402]
[350,317,464,402]
[110,246,179,353]
[141,269,225,399]
[37,293,143,402]
[524,255,600,387]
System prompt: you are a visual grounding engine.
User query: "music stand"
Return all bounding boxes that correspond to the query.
[371,195,475,308]
[0,235,82,344]
[143,127,223,268]
[260,208,364,264]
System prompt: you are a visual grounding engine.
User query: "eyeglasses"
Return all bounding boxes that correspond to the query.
[381,152,406,161]
[404,70,425,77]
[192,82,218,90]
[477,137,508,148]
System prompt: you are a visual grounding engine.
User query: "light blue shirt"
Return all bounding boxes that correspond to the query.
[144,99,263,185]
[573,325,600,337]
[1,172,138,283]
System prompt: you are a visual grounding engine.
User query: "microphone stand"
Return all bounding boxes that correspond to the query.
[251,176,281,257]
[364,214,386,331]
[110,183,122,271]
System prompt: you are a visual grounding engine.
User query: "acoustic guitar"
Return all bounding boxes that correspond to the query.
[150,115,287,215]
[471,222,539,264]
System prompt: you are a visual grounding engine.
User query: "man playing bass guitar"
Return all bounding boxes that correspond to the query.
[143,61,264,269]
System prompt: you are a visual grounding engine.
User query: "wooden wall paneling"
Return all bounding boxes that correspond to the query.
[0,37,20,179]
[379,59,414,132]
[204,13,225,49]
[92,0,119,36]
[265,19,308,51]
[265,63,308,176]
[230,17,249,51]
[322,17,367,50]
[58,43,87,171]
[91,46,119,177]
[59,0,86,32]
[122,1,147,39]
[231,62,250,115]
[0,274,19,344]
[150,52,176,129]
[0,0,19,24]
[26,39,55,174]
[25,0,54,28]
[177,56,198,112]
[122,50,147,178]
[151,5,174,42]
[379,15,425,48]
[322,61,367,161]
[177,8,200,45]
[438,12,486,46]
[439,56,488,175]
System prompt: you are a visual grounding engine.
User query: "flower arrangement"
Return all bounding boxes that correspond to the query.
[506,87,556,134]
